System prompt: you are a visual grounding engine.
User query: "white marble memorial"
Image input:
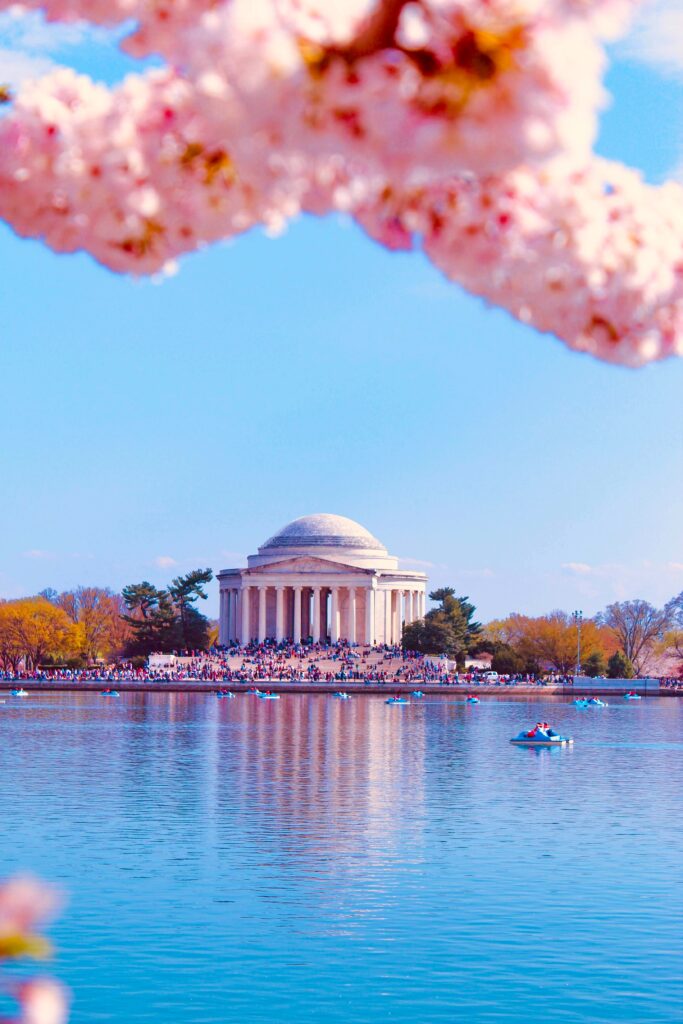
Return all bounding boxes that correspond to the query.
[217,513,427,645]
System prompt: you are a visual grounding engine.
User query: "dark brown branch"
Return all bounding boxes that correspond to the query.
[335,0,410,61]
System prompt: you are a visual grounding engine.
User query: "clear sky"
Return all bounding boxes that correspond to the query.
[0,5,682,622]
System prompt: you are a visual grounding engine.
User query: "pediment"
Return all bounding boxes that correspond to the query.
[246,555,372,575]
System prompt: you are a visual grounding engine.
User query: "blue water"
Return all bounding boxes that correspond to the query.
[1,693,682,1023]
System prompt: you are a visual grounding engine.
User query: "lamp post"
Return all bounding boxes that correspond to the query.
[572,610,583,677]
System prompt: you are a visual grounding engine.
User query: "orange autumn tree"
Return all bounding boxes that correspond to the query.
[484,611,616,673]
[55,587,131,663]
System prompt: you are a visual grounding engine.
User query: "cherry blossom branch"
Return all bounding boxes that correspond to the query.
[0,0,678,366]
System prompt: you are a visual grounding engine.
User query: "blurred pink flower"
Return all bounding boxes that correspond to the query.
[0,878,59,946]
[14,980,69,1024]
[0,0,678,365]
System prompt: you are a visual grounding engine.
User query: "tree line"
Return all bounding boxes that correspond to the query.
[0,573,680,676]
[0,569,215,671]
[403,589,683,677]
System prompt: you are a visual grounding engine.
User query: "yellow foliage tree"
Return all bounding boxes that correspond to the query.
[0,598,80,672]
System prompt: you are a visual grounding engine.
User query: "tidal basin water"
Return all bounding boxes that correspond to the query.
[1,693,682,1023]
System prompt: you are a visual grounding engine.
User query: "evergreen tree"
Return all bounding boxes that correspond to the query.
[121,582,178,655]
[403,587,481,662]
[582,651,607,677]
[607,650,635,679]
[121,569,214,655]
[168,569,213,649]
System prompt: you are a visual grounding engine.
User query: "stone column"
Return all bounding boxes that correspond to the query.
[395,590,403,644]
[223,590,230,642]
[230,589,238,640]
[347,587,356,644]
[258,586,267,643]
[312,586,321,642]
[218,589,226,645]
[330,587,340,643]
[293,587,302,643]
[384,591,392,645]
[241,587,251,645]
[275,586,285,642]
[226,589,233,643]
[365,587,374,645]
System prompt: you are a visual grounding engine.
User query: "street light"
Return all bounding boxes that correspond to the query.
[572,610,583,677]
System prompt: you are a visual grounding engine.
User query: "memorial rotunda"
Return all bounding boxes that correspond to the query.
[217,514,428,645]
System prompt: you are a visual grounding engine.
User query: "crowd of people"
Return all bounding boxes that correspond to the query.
[0,639,568,686]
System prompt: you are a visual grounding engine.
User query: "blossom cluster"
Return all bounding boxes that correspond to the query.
[0,877,68,1024]
[0,0,680,365]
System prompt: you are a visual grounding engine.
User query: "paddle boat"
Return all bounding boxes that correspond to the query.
[386,696,410,705]
[574,697,607,707]
[510,722,573,746]
[624,691,642,700]
[466,695,480,704]
[100,689,120,697]
[247,688,263,695]
[411,691,424,698]
[332,691,351,699]
[216,690,235,699]
[258,691,280,700]
[10,688,28,697]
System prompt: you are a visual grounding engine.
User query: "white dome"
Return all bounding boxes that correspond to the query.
[245,513,397,569]
[260,514,385,552]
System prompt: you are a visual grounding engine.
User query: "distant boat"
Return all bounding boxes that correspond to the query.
[10,688,28,697]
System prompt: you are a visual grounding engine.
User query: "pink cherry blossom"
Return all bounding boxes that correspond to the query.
[0,878,68,1024]
[0,0,679,365]
[0,878,59,942]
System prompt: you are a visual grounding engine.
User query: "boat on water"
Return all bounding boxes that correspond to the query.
[248,688,263,695]
[332,692,351,699]
[511,722,573,746]
[101,689,120,697]
[466,695,480,704]
[624,692,642,700]
[258,692,280,700]
[574,697,608,707]
[10,688,28,697]
[411,691,424,698]
[216,690,235,699]
[386,697,409,705]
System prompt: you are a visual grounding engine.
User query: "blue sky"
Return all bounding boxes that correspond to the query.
[0,5,682,621]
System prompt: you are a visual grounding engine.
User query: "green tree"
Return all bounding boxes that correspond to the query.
[429,588,483,652]
[121,582,178,655]
[607,650,635,679]
[582,651,607,677]
[403,587,481,662]
[121,570,214,655]
[490,644,539,676]
[168,569,213,649]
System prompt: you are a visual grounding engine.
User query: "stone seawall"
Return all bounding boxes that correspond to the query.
[1,681,678,696]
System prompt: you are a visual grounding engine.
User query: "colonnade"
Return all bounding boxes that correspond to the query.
[219,584,426,646]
